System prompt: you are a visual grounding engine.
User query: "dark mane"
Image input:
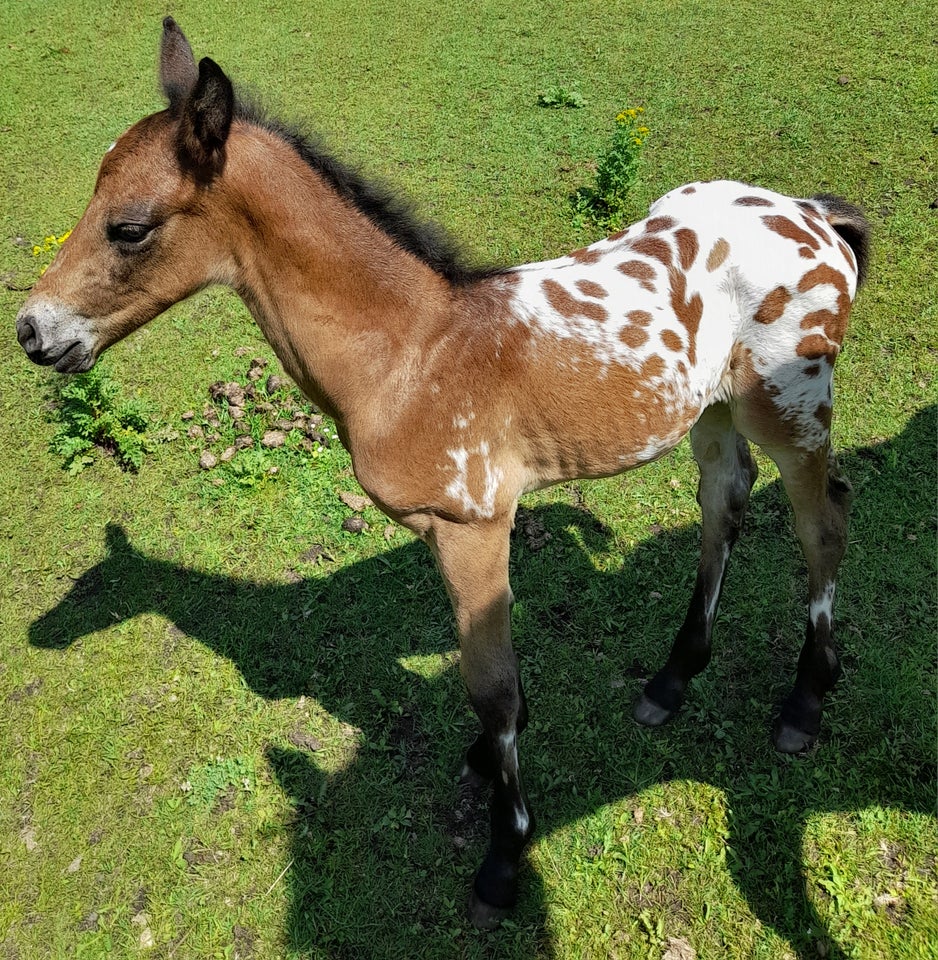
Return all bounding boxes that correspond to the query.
[233,95,504,287]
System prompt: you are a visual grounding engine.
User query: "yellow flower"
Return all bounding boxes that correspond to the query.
[32,245,42,257]
[57,230,72,244]
[633,137,643,145]
[638,126,650,134]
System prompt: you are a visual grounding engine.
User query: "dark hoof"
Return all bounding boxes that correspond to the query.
[633,693,674,727]
[773,720,817,754]
[468,889,510,930]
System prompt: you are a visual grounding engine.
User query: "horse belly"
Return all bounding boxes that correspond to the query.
[516,356,712,492]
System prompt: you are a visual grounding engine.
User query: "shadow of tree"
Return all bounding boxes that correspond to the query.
[29,407,935,958]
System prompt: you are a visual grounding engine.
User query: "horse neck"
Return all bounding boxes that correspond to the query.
[218,123,453,426]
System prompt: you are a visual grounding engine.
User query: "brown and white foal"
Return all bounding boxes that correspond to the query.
[15,19,869,928]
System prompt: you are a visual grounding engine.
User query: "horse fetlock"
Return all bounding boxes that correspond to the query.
[772,717,819,754]
[459,761,490,791]
[774,687,823,753]
[633,692,676,727]
[468,887,512,931]
[638,667,688,718]
[472,850,521,917]
[463,732,497,782]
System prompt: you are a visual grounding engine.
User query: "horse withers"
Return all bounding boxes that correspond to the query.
[15,18,868,928]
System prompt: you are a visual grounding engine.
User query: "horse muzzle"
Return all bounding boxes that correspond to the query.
[16,300,96,373]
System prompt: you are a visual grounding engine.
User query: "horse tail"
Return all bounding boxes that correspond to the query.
[810,193,871,287]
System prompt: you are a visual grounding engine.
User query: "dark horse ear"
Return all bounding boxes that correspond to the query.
[159,17,198,110]
[176,57,234,181]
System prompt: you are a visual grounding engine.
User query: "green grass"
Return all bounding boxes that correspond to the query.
[1,0,936,957]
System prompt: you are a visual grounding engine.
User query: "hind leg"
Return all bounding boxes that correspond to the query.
[727,345,852,751]
[635,403,758,725]
[763,444,852,752]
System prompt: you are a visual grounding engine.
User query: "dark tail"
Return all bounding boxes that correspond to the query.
[811,193,871,287]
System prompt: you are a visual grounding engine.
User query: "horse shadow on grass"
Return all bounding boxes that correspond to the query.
[29,407,936,958]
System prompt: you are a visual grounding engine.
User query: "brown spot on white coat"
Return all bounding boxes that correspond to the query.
[762,215,821,251]
[542,279,608,323]
[674,228,699,271]
[667,268,702,366]
[705,238,730,272]
[754,286,792,324]
[575,279,609,299]
[617,260,657,292]
[629,235,672,266]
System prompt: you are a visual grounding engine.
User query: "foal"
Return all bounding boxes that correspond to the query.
[15,19,868,927]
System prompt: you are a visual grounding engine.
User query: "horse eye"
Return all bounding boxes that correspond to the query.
[109,222,153,245]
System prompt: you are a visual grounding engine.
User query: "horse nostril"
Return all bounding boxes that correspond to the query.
[16,316,37,350]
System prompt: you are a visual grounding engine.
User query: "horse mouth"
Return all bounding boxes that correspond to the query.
[52,341,95,373]
[16,309,96,373]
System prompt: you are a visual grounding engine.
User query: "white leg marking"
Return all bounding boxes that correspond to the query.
[497,732,530,835]
[809,582,835,625]
[705,543,731,622]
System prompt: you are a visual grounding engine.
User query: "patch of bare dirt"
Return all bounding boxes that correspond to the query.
[662,937,696,960]
[181,839,229,871]
[440,771,490,852]
[233,924,256,959]
[287,729,322,753]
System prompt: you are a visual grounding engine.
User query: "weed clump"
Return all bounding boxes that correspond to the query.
[574,108,649,231]
[48,364,154,473]
[537,86,586,109]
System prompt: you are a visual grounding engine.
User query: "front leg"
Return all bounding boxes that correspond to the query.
[462,674,529,784]
[426,516,534,930]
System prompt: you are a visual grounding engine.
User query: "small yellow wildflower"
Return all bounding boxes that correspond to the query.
[57,230,72,244]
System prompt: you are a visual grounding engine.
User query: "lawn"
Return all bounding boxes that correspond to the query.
[1,0,935,958]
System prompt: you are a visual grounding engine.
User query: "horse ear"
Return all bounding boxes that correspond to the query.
[159,16,198,110]
[104,523,131,556]
[176,57,234,181]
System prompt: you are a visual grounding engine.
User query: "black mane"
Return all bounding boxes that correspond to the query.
[233,95,504,287]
